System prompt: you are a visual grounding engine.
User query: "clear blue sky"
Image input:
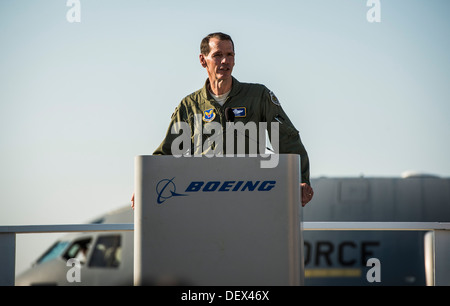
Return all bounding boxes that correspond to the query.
[1,0,449,274]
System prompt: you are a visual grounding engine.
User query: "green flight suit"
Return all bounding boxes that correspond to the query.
[153,77,311,185]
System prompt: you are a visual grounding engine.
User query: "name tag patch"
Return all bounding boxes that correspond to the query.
[232,107,246,118]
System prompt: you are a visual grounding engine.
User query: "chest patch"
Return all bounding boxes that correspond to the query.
[203,108,216,122]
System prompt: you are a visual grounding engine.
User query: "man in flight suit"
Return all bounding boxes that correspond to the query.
[132,32,313,207]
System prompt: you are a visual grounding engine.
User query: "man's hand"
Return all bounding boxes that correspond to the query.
[131,193,135,210]
[301,183,314,207]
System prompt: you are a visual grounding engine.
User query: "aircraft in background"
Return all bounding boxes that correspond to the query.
[15,173,450,286]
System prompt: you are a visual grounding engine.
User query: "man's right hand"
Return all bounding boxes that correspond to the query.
[131,193,135,210]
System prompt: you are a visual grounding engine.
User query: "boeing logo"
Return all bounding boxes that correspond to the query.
[155,178,277,204]
[156,177,187,204]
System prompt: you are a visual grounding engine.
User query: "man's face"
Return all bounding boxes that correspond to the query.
[200,37,235,82]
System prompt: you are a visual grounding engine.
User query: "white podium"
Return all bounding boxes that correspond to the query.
[134,154,303,286]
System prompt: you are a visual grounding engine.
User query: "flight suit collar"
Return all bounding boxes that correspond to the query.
[200,76,242,104]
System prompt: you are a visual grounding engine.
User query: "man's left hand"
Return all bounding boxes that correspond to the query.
[301,183,314,207]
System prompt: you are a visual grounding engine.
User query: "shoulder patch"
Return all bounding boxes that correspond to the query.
[269,91,281,106]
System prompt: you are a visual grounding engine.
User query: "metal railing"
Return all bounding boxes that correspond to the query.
[1,222,449,286]
[0,223,134,286]
[303,221,450,231]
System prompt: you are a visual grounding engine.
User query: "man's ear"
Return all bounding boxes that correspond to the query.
[199,54,207,68]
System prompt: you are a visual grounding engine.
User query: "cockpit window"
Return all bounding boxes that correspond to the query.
[88,235,121,268]
[62,238,92,265]
[36,241,70,265]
